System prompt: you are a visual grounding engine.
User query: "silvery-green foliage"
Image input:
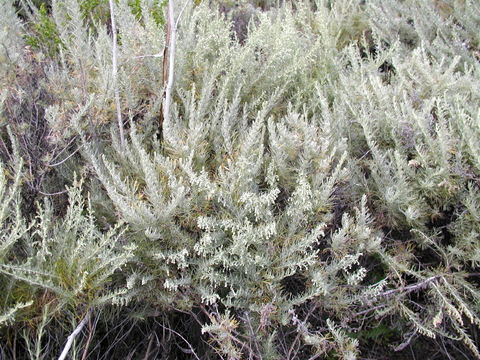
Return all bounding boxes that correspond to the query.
[3,178,133,305]
[27,0,167,138]
[82,0,480,357]
[0,137,31,327]
[368,0,480,67]
[83,1,384,357]
[0,0,24,77]
[0,164,133,356]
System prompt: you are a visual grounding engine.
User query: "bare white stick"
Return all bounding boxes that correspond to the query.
[163,0,176,125]
[109,0,125,147]
[133,53,163,59]
[58,311,91,360]
[175,0,189,29]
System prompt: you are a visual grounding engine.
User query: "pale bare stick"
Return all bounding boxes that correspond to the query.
[175,0,189,29]
[162,0,176,126]
[58,311,91,360]
[133,53,163,59]
[109,0,125,147]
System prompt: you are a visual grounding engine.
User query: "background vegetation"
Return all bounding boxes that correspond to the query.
[0,0,479,358]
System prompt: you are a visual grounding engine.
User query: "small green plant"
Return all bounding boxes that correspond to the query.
[127,0,166,25]
[24,3,63,57]
[151,0,167,26]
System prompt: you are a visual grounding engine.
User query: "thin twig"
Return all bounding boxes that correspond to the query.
[109,0,125,147]
[47,145,82,167]
[38,189,69,196]
[463,272,480,278]
[374,275,442,299]
[287,305,318,360]
[49,136,77,163]
[80,312,95,360]
[351,304,386,318]
[86,311,132,355]
[58,310,91,360]
[131,0,187,63]
[394,330,417,352]
[243,312,261,357]
[175,0,189,29]
[154,321,201,360]
[142,333,154,360]
[131,2,185,64]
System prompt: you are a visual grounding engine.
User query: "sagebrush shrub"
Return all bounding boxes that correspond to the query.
[0,0,479,359]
